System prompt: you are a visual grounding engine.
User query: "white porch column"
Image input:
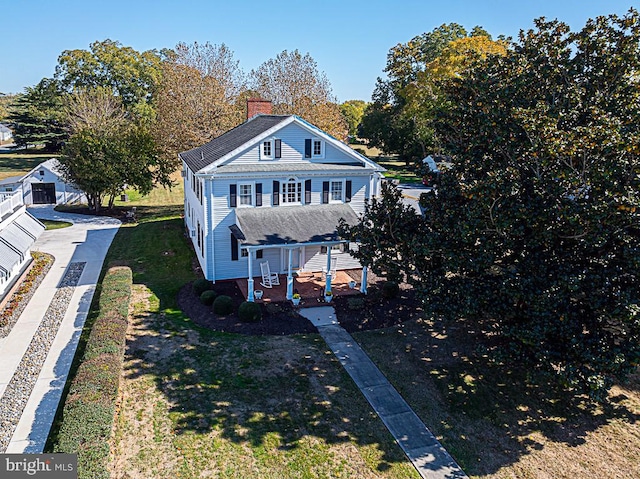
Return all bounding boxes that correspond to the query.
[247,248,255,302]
[325,246,332,295]
[286,248,294,300]
[360,265,368,294]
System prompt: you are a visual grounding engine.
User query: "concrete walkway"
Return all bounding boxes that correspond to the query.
[1,205,120,453]
[299,306,468,479]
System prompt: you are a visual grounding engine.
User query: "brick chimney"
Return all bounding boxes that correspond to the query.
[247,98,272,119]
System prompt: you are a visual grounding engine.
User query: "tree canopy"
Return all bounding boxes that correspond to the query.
[340,100,368,139]
[153,42,246,168]
[55,39,162,115]
[343,10,640,401]
[359,23,502,161]
[7,78,67,150]
[60,89,171,212]
[250,50,347,140]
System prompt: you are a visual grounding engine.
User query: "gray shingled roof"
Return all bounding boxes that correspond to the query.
[179,115,290,172]
[232,204,358,246]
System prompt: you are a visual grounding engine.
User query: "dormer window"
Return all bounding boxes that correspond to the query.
[304,138,325,159]
[261,138,281,160]
[313,139,322,156]
[262,140,273,159]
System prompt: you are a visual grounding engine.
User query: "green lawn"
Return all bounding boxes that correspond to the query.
[353,319,640,479]
[40,219,73,230]
[376,157,421,184]
[111,285,417,479]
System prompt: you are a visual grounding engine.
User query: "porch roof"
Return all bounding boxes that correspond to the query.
[231,204,358,246]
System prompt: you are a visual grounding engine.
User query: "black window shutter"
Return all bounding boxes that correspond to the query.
[255,183,262,207]
[257,249,263,259]
[345,180,352,203]
[231,234,238,261]
[322,181,329,204]
[275,139,282,158]
[229,184,237,207]
[272,180,280,205]
[304,179,312,204]
[305,139,312,158]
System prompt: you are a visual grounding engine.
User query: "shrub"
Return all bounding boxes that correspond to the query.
[382,280,400,299]
[347,297,365,310]
[53,266,132,479]
[200,290,217,306]
[192,278,212,296]
[213,295,234,315]
[238,301,262,323]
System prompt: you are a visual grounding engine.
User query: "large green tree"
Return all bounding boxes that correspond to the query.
[55,39,162,119]
[7,79,67,150]
[340,100,367,139]
[359,24,497,162]
[344,10,640,401]
[249,50,347,140]
[60,88,171,212]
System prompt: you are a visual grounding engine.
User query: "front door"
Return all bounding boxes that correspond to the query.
[281,247,301,273]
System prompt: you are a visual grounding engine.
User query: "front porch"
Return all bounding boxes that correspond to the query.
[236,269,363,304]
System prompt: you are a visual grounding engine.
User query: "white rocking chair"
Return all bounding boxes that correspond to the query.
[322,256,338,279]
[260,261,280,288]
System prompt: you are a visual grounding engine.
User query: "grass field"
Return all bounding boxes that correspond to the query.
[0,152,55,180]
[111,285,418,479]
[347,145,422,185]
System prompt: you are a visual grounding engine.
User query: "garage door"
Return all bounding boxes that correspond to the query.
[31,183,56,204]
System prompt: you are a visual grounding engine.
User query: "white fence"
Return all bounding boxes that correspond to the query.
[0,189,23,218]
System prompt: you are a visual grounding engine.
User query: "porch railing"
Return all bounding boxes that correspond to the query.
[0,189,24,219]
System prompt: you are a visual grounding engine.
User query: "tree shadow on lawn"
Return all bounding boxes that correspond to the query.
[121,302,416,476]
[353,315,640,476]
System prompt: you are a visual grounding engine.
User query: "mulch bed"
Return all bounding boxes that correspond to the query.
[177,275,423,336]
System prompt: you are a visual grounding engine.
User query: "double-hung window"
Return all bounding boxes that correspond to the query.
[282,177,302,204]
[330,180,344,202]
[313,139,322,157]
[238,183,253,206]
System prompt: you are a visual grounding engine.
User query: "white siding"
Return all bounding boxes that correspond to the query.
[206,173,368,280]
[184,162,208,277]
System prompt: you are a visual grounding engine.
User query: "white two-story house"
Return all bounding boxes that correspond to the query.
[181,99,384,301]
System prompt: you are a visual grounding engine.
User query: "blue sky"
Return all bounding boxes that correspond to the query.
[1,1,637,101]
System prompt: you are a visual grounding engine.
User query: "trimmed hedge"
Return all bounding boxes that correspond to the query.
[200,289,217,306]
[53,266,132,479]
[213,295,234,315]
[238,301,262,323]
[192,278,212,296]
